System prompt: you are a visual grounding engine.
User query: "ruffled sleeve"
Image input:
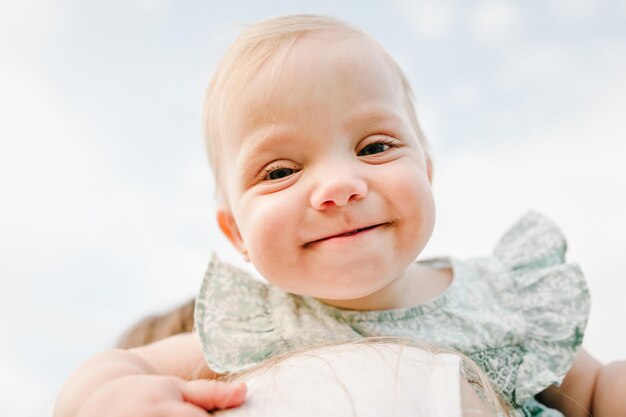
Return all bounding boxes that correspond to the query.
[492,211,590,404]
[194,253,286,373]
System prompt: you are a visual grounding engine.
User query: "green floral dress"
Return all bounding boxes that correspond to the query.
[195,212,590,417]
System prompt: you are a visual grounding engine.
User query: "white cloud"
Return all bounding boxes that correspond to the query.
[0,355,54,417]
[446,82,480,108]
[0,65,92,417]
[494,43,574,87]
[0,66,87,254]
[0,0,66,51]
[550,0,601,21]
[402,0,458,42]
[468,0,525,46]
[131,0,172,13]
[0,1,36,36]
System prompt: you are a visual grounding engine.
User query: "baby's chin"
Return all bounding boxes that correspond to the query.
[265,275,395,309]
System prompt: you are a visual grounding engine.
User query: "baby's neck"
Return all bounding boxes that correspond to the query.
[317,263,453,311]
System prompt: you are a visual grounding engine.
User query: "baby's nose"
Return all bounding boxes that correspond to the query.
[309,174,368,210]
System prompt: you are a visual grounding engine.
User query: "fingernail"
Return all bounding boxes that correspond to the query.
[225,383,247,407]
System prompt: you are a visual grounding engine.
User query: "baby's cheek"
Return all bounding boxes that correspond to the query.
[243,202,293,271]
[395,176,435,251]
[245,207,276,247]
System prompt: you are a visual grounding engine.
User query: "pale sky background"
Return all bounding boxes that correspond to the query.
[1,1,625,416]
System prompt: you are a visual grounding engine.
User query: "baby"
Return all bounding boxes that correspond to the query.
[54,14,626,417]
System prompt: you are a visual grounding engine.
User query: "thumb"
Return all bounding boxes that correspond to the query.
[180,380,247,410]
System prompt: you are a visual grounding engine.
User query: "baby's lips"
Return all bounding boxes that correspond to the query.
[309,222,391,245]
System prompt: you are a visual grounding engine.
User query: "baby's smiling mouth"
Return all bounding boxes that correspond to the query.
[303,221,394,247]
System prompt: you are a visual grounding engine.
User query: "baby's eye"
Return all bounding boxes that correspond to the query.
[358,142,391,156]
[264,167,297,181]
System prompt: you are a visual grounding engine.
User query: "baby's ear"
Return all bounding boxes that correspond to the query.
[217,209,248,259]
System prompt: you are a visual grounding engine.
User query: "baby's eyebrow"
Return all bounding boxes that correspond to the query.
[344,106,407,130]
[240,129,292,157]
[237,128,296,171]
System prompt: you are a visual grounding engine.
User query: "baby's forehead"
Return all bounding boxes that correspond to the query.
[221,31,405,138]
[258,30,397,90]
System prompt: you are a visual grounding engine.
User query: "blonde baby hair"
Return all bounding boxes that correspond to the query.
[202,13,430,206]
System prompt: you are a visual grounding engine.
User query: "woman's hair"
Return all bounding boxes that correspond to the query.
[217,337,513,417]
[202,13,429,206]
[116,298,195,349]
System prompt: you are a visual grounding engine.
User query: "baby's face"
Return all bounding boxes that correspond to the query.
[218,32,435,309]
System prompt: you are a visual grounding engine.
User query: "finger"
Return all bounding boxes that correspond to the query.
[180,380,247,410]
[161,401,220,417]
